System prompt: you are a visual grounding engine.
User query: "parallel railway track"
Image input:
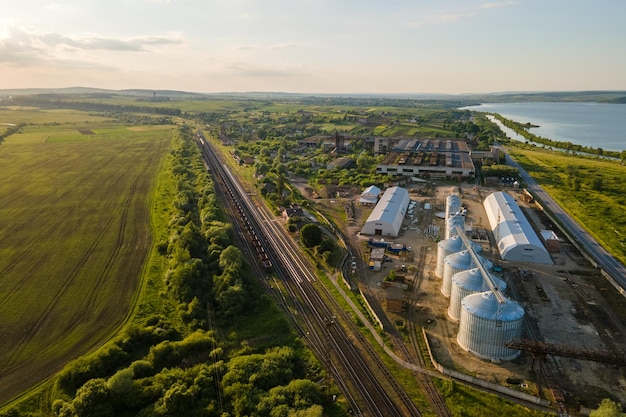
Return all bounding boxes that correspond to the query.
[195,131,420,416]
[345,229,452,417]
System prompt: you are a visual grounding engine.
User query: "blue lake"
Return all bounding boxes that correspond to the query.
[460,102,626,153]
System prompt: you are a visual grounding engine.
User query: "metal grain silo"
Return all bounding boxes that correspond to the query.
[445,214,465,239]
[448,268,507,322]
[442,250,492,297]
[446,194,462,219]
[457,291,524,361]
[435,235,482,278]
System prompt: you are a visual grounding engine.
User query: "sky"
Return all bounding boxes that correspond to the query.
[2,0,626,94]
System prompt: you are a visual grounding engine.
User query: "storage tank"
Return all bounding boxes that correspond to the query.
[435,235,482,278]
[445,214,465,239]
[457,291,524,361]
[442,250,492,297]
[448,268,507,322]
[446,194,462,219]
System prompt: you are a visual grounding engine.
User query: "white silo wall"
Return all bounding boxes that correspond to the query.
[457,291,524,361]
[442,250,473,297]
[436,236,463,278]
[448,269,508,322]
[436,236,482,278]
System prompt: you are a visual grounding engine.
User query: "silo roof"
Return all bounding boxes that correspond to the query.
[461,291,524,321]
[453,268,507,292]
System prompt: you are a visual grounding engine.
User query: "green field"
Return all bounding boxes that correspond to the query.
[509,148,626,265]
[0,119,172,404]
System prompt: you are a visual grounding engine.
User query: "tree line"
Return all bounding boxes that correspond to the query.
[4,125,330,417]
[9,95,182,117]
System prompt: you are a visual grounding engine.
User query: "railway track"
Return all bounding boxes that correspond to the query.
[345,228,452,417]
[195,131,419,416]
[404,246,453,417]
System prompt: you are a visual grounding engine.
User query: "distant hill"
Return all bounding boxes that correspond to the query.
[0,87,208,99]
[1,87,625,104]
[461,90,626,103]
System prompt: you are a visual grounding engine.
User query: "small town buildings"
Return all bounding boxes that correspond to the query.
[282,204,304,221]
[385,287,404,313]
[540,230,560,253]
[360,185,381,205]
[327,157,355,170]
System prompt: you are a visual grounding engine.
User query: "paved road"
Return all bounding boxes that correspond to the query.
[505,152,626,291]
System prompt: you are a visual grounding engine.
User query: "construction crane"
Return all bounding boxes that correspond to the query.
[455,226,506,303]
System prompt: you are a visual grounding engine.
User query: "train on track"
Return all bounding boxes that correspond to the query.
[195,132,272,273]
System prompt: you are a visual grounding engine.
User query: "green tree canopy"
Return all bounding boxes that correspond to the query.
[590,399,626,417]
[300,224,323,248]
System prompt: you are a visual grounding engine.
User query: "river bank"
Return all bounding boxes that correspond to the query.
[462,102,626,154]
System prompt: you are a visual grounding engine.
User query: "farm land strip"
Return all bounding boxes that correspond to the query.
[0,118,173,404]
[508,148,626,266]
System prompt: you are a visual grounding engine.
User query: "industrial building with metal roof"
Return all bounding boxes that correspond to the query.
[360,186,410,237]
[376,138,475,180]
[359,185,381,205]
[483,191,553,265]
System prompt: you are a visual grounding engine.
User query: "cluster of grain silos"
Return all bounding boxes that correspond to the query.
[442,250,493,297]
[445,194,462,219]
[444,194,465,240]
[448,268,507,322]
[435,235,482,277]
[437,194,525,362]
[446,215,465,240]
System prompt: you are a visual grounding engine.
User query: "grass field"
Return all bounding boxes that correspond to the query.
[508,148,626,265]
[0,120,172,404]
[0,107,114,125]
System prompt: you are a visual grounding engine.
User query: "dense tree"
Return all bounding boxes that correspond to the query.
[60,379,114,417]
[480,164,518,180]
[590,399,626,417]
[218,245,243,273]
[300,224,323,248]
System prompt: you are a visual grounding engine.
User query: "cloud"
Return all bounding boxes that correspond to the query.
[0,26,183,66]
[45,3,74,12]
[408,11,475,28]
[41,32,182,52]
[481,1,516,9]
[234,42,300,51]
[223,61,304,78]
[267,42,299,50]
[408,2,515,28]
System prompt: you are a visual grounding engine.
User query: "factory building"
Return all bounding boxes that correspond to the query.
[483,192,552,265]
[376,139,475,180]
[360,186,410,238]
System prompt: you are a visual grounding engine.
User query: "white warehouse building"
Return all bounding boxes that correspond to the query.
[360,186,410,237]
[483,191,552,265]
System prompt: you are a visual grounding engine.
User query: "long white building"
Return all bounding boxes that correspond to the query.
[483,191,552,265]
[361,186,410,237]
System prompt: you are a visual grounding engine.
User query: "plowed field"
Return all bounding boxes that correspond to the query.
[0,123,171,404]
